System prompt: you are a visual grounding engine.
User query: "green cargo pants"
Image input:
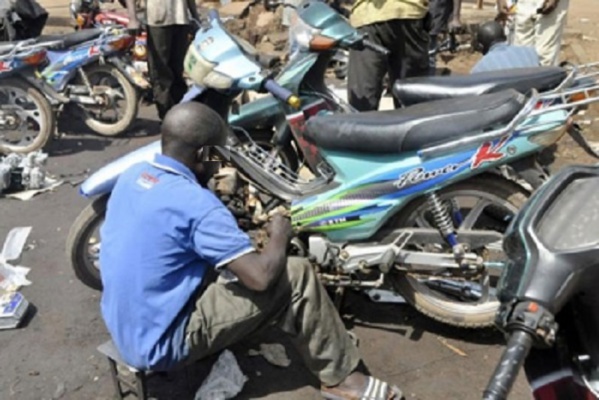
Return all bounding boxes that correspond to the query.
[184,257,361,386]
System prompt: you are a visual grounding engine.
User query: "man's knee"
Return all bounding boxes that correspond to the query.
[285,257,317,289]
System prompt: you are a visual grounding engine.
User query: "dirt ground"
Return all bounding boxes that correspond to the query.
[2,0,599,400]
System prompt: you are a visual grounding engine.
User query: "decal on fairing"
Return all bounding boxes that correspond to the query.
[471,136,510,169]
[393,164,461,189]
[0,61,12,72]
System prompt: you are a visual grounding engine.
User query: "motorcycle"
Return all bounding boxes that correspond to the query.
[69,0,151,101]
[65,5,599,330]
[0,39,60,153]
[483,163,599,400]
[0,26,143,152]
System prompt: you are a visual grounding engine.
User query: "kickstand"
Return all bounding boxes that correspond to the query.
[569,123,599,159]
[333,287,346,311]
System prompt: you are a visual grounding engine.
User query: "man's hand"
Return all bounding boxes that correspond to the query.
[448,18,462,33]
[267,214,293,244]
[127,17,141,34]
[539,0,559,15]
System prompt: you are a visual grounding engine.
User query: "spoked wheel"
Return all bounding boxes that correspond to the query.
[77,63,139,137]
[66,195,107,290]
[387,175,529,328]
[0,78,54,153]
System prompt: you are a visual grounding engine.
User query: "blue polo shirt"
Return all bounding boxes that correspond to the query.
[100,154,254,371]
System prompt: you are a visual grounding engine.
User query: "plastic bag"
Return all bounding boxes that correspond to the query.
[195,350,247,400]
[0,227,32,292]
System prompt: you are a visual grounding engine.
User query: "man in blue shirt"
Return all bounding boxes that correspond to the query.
[471,20,540,73]
[100,102,403,399]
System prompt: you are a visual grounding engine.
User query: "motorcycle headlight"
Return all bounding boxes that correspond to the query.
[203,71,234,90]
[184,44,233,90]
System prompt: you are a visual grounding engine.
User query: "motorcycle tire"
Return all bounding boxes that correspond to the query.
[0,77,55,154]
[66,195,108,291]
[78,63,139,137]
[387,174,529,328]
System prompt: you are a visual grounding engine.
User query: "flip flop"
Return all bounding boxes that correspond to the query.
[321,376,404,400]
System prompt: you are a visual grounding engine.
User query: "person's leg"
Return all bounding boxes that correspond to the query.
[147,25,175,120]
[398,17,430,79]
[184,257,361,386]
[170,24,191,107]
[534,0,569,66]
[513,0,537,48]
[347,23,389,111]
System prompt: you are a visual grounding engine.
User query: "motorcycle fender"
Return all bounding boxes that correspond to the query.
[107,56,150,89]
[509,156,549,190]
[180,84,205,103]
[80,140,161,198]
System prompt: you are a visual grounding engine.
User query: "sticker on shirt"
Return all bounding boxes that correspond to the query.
[136,172,159,189]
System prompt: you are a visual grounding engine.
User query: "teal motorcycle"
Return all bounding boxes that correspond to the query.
[67,3,599,328]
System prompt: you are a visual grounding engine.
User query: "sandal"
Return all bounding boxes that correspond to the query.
[321,376,403,400]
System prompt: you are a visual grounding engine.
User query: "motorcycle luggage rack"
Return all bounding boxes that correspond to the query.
[419,82,599,160]
[229,126,335,199]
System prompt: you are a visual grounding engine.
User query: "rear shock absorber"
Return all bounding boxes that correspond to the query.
[427,193,465,258]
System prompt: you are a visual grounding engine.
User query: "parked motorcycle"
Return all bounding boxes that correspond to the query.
[0,26,143,152]
[483,163,599,400]
[0,39,59,153]
[180,0,596,176]
[66,6,599,330]
[69,0,151,100]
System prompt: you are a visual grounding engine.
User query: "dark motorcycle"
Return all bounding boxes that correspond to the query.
[483,163,599,399]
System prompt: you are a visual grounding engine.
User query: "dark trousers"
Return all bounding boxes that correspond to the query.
[348,18,430,111]
[147,25,190,120]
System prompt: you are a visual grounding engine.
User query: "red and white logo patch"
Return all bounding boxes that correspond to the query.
[471,136,509,169]
[0,61,12,72]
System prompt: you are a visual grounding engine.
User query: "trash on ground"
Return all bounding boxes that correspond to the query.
[436,336,467,357]
[0,152,63,200]
[248,343,291,368]
[0,291,30,330]
[195,350,247,400]
[0,227,32,292]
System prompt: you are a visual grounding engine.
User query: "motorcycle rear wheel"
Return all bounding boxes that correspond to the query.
[0,78,54,153]
[77,63,139,137]
[386,174,529,328]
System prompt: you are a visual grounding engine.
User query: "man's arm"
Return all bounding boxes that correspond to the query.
[125,0,140,30]
[226,215,292,292]
[449,0,462,31]
[187,0,200,21]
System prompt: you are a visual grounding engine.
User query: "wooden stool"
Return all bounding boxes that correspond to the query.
[98,340,151,400]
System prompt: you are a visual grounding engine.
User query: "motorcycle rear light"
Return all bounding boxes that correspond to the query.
[22,50,47,66]
[110,36,135,51]
[309,35,337,51]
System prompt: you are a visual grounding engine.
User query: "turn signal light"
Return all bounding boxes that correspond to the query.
[22,50,47,66]
[109,36,135,51]
[309,35,337,51]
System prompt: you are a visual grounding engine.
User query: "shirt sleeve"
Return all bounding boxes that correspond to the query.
[192,206,255,269]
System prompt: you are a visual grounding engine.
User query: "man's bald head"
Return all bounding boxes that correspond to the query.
[161,102,228,164]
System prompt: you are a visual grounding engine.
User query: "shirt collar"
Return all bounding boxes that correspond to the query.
[152,154,197,182]
[489,42,509,52]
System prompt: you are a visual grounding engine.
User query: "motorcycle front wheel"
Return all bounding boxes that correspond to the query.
[77,63,139,137]
[386,174,529,328]
[66,195,107,290]
[0,77,55,153]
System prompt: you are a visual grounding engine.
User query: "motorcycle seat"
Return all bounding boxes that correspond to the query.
[393,67,566,107]
[36,28,104,50]
[304,90,525,154]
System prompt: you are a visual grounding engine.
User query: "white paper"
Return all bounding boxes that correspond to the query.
[6,178,63,201]
[0,227,32,292]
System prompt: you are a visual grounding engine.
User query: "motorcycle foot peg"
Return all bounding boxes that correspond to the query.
[379,249,395,273]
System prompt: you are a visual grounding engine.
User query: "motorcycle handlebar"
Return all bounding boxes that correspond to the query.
[263,79,301,109]
[482,330,534,400]
[363,39,389,56]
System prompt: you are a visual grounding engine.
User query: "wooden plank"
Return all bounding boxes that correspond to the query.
[477,0,484,9]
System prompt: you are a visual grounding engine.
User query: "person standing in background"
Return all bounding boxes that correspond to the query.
[497,0,569,66]
[347,0,430,112]
[125,0,200,120]
[428,0,462,74]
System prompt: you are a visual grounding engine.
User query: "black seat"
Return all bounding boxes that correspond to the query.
[393,67,566,107]
[304,90,525,154]
[36,29,104,50]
